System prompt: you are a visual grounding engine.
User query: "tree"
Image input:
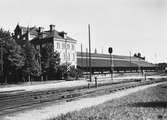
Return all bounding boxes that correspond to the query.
[22,42,41,82]
[0,28,25,83]
[40,43,60,80]
[0,28,10,38]
[157,63,167,70]
[4,39,25,83]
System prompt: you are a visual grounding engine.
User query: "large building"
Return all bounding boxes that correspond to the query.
[77,52,156,74]
[14,24,77,67]
[13,24,156,72]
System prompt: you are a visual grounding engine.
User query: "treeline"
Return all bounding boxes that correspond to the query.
[0,29,81,83]
[157,63,167,70]
[134,53,145,60]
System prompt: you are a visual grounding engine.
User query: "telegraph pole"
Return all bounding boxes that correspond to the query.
[108,47,113,81]
[88,24,92,82]
[65,34,68,80]
[129,51,131,72]
[86,48,88,74]
[81,43,83,69]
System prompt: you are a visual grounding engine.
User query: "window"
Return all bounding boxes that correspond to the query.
[57,42,60,49]
[62,43,65,49]
[67,44,70,49]
[63,53,66,60]
[71,44,75,50]
[72,53,75,61]
[68,53,70,61]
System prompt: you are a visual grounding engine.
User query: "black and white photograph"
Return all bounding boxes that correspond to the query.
[0,0,167,120]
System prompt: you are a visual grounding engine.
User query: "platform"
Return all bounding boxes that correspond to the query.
[0,74,166,93]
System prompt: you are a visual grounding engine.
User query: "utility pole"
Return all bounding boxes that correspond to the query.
[65,34,68,80]
[108,47,113,81]
[81,43,83,69]
[88,24,92,82]
[86,48,88,74]
[129,51,131,72]
[65,38,67,66]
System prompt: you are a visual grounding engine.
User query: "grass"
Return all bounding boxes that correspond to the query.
[48,83,167,120]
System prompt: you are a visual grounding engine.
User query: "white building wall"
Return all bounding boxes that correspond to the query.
[53,38,77,67]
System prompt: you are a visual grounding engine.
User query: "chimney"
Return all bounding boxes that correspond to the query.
[49,24,55,32]
[59,31,67,39]
[63,32,67,39]
[39,27,44,33]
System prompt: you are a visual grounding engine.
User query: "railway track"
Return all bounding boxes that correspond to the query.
[0,78,166,116]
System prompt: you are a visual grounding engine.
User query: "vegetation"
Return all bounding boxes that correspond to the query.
[54,63,83,80]
[3,38,25,83]
[157,63,167,70]
[134,52,145,60]
[41,43,60,80]
[0,28,81,83]
[22,43,41,82]
[0,28,25,83]
[49,83,167,120]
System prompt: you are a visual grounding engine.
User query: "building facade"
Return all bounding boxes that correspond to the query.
[14,24,77,67]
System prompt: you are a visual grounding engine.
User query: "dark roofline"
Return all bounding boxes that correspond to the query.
[77,52,136,59]
[44,30,77,42]
[15,24,77,42]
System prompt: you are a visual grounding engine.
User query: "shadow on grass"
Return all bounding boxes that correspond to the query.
[128,101,167,108]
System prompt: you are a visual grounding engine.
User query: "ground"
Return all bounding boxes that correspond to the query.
[49,82,167,120]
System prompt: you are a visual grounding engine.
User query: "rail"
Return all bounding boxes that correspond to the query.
[0,78,166,116]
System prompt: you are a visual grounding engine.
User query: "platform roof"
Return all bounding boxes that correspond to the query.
[77,52,155,68]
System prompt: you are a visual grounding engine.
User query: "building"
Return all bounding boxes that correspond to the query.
[14,24,39,45]
[14,24,77,67]
[13,24,156,72]
[77,52,156,74]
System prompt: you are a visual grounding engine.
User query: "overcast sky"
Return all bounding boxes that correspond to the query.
[0,0,167,63]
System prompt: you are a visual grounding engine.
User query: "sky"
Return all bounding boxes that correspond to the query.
[0,0,167,63]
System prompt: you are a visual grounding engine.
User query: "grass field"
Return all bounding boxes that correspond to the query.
[48,82,167,120]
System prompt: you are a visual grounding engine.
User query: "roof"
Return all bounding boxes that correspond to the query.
[16,25,39,36]
[77,52,155,68]
[15,24,76,42]
[77,58,137,68]
[77,52,144,61]
[43,30,77,42]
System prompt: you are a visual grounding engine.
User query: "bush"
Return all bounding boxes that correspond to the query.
[56,64,83,80]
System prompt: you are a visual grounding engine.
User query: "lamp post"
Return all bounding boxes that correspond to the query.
[108,47,113,81]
